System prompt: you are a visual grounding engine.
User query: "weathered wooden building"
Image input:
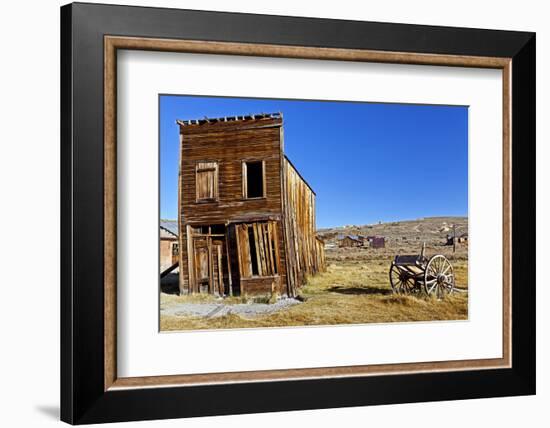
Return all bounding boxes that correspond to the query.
[366,235,385,249]
[339,234,364,248]
[446,232,468,246]
[176,112,325,297]
[160,220,179,273]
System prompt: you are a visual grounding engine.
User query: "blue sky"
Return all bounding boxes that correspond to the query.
[160,95,468,228]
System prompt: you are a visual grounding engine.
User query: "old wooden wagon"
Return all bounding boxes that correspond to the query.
[176,112,325,298]
[389,245,455,298]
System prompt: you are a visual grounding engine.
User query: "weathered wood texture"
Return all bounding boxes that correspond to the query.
[178,116,288,295]
[282,156,326,296]
[159,238,177,272]
[180,129,283,224]
[160,226,178,273]
[339,236,363,247]
[315,237,326,273]
[241,276,281,296]
[177,114,324,297]
[235,222,280,278]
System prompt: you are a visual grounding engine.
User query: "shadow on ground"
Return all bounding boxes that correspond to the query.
[35,405,59,420]
[327,285,392,296]
[160,273,180,295]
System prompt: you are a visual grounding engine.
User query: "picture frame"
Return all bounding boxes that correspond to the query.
[60,2,535,424]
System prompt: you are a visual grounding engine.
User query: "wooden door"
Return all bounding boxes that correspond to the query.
[194,238,210,294]
[193,236,225,295]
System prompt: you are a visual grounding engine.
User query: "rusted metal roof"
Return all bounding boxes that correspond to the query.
[160,220,178,237]
[338,234,363,242]
[176,112,282,127]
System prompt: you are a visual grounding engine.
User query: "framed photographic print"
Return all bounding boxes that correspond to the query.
[60,2,536,424]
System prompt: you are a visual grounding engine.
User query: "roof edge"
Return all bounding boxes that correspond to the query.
[284,155,316,196]
[176,112,282,127]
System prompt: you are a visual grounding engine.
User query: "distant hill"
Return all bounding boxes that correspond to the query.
[317,216,468,247]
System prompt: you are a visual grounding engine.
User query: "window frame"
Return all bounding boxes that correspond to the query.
[242,159,266,200]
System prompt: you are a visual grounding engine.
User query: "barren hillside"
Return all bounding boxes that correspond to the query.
[319,216,467,245]
[318,216,468,260]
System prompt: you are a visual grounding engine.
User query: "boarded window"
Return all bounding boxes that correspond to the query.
[196,162,218,201]
[236,221,279,278]
[243,161,264,198]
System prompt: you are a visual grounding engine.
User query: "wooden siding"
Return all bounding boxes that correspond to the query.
[340,236,363,247]
[178,118,288,295]
[160,238,176,273]
[240,276,280,297]
[180,128,283,225]
[176,115,324,297]
[282,157,325,296]
[235,221,280,278]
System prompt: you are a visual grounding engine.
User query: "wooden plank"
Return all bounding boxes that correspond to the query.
[265,223,274,276]
[261,224,269,275]
[225,234,233,296]
[263,223,270,275]
[237,224,251,278]
[207,237,213,294]
[215,243,223,295]
[267,223,275,275]
[186,225,195,293]
[235,224,243,278]
[262,160,267,198]
[258,223,268,275]
[242,161,247,199]
[252,223,263,276]
[272,221,280,276]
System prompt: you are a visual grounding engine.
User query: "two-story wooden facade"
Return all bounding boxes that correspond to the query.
[176,112,325,298]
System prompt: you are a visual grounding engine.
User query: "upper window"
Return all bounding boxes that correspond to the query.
[196,162,218,201]
[243,160,265,199]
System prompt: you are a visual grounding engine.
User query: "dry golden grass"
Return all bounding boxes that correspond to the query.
[160,250,468,332]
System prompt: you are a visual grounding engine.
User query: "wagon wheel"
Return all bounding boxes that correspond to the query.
[389,264,416,294]
[424,255,455,298]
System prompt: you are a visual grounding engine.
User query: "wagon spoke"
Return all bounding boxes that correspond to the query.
[424,255,454,298]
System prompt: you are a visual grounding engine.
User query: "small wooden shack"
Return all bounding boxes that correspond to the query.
[446,232,468,246]
[160,220,179,273]
[366,235,385,249]
[176,112,325,297]
[339,235,364,248]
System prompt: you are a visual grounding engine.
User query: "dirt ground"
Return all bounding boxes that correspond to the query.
[160,223,469,332]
